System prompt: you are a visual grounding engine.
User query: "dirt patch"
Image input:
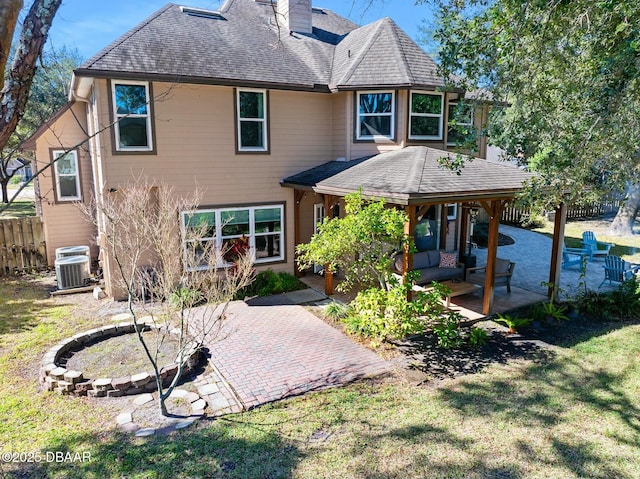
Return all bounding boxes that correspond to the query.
[133,396,193,429]
[64,330,181,378]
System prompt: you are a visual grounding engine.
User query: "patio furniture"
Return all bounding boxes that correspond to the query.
[581,231,613,261]
[562,244,589,271]
[599,255,640,288]
[392,250,464,285]
[465,258,516,292]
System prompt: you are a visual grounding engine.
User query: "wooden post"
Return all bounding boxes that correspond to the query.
[482,200,505,315]
[549,202,567,298]
[458,205,469,256]
[404,205,417,299]
[293,190,305,277]
[324,194,335,295]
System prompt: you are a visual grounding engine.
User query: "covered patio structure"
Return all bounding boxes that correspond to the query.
[282,146,568,315]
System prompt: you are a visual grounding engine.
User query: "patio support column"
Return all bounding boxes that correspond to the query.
[459,205,469,255]
[323,194,336,295]
[549,201,567,298]
[481,199,505,315]
[404,205,417,300]
[293,190,305,277]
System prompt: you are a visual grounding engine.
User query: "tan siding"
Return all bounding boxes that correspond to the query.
[331,93,347,160]
[32,103,97,266]
[96,82,338,276]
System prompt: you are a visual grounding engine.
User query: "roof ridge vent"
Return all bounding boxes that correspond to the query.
[180,6,224,19]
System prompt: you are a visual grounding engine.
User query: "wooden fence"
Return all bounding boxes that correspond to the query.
[502,196,623,225]
[0,217,47,276]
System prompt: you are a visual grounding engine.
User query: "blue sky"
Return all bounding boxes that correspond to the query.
[45,0,435,61]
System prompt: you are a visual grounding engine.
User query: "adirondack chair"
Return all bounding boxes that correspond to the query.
[562,245,588,271]
[581,231,613,261]
[599,255,640,288]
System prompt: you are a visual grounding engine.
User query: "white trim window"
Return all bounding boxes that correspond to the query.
[409,91,444,140]
[112,80,153,151]
[237,89,268,151]
[52,150,81,202]
[182,204,284,270]
[357,91,395,139]
[447,101,475,146]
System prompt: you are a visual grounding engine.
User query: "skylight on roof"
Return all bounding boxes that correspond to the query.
[180,6,224,19]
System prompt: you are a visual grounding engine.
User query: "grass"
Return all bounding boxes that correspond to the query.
[531,217,640,263]
[0,200,36,218]
[1,276,640,478]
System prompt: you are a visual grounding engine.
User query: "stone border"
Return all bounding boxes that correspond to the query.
[40,322,202,397]
[116,390,207,436]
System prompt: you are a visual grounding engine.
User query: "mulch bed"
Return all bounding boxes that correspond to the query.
[395,315,639,383]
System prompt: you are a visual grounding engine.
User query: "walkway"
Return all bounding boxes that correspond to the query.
[473,224,616,297]
[193,301,391,410]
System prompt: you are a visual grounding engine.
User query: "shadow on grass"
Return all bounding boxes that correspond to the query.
[437,354,640,479]
[396,330,553,380]
[0,277,64,336]
[5,420,304,479]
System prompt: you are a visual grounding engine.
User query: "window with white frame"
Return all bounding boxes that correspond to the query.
[52,150,81,202]
[237,89,268,151]
[447,101,475,147]
[182,205,283,270]
[111,80,153,151]
[357,91,395,139]
[409,91,444,140]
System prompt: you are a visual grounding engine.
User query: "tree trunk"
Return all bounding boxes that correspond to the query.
[1,179,7,203]
[0,0,23,92]
[609,183,640,237]
[0,0,62,150]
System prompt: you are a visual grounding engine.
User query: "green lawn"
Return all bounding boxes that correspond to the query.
[0,200,36,219]
[1,277,639,479]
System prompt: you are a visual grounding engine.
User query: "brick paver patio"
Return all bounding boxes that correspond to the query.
[195,301,391,410]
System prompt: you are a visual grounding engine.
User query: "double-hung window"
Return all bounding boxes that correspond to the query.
[111,80,153,151]
[409,91,444,140]
[357,91,395,140]
[182,204,284,270]
[237,89,268,151]
[52,150,81,202]
[447,101,475,147]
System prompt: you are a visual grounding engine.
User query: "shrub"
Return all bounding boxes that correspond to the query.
[494,313,532,333]
[240,269,306,298]
[433,311,464,349]
[323,301,350,320]
[573,277,640,320]
[468,327,489,348]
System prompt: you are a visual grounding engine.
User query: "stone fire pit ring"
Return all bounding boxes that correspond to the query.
[40,322,203,398]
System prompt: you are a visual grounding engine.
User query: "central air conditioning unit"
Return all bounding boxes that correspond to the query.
[56,245,90,259]
[55,255,90,290]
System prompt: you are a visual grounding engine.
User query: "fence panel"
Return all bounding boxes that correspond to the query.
[501,196,623,225]
[0,217,47,276]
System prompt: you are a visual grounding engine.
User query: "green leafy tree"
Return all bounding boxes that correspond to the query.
[431,0,640,234]
[1,45,81,202]
[0,0,63,202]
[296,192,409,291]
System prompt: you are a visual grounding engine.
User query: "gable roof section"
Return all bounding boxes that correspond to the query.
[20,102,73,151]
[282,146,535,205]
[74,0,450,92]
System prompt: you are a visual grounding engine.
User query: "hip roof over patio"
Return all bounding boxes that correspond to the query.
[281,146,535,205]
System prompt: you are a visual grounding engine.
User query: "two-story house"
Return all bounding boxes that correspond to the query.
[23,0,533,310]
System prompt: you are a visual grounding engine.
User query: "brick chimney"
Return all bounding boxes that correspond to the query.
[278,0,312,34]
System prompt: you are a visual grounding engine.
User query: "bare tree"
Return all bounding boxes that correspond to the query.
[84,178,254,416]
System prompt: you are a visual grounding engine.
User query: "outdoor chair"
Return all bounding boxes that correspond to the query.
[562,244,589,272]
[599,255,640,288]
[581,231,613,261]
[466,257,516,292]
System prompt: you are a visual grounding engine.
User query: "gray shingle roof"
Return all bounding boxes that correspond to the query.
[283,146,535,204]
[75,0,448,91]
